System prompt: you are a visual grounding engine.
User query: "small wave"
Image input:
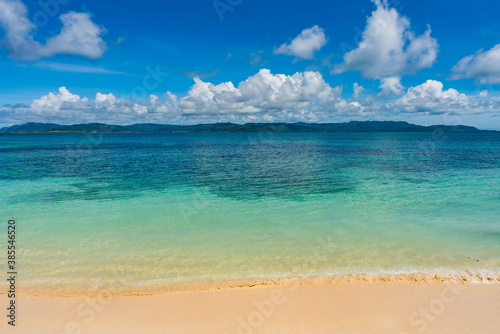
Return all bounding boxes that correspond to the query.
[3,269,499,298]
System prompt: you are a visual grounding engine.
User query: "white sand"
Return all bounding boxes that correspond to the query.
[2,281,499,333]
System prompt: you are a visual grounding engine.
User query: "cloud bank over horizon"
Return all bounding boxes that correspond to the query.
[1,69,498,127]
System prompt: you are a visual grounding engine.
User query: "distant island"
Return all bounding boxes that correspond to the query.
[0,121,493,133]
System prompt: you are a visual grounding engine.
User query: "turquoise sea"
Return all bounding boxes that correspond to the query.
[1,131,500,295]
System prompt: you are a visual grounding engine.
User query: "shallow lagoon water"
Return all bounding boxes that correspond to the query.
[1,132,499,295]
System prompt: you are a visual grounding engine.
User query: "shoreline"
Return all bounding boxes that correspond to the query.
[2,279,499,333]
[2,271,499,298]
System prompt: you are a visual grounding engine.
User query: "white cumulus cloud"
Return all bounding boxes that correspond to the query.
[180,68,341,114]
[0,0,106,60]
[333,0,438,94]
[31,86,85,110]
[379,77,404,95]
[450,44,500,84]
[352,83,364,98]
[394,80,469,113]
[389,80,498,116]
[274,25,327,61]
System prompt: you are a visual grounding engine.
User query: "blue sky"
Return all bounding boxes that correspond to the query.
[1,0,500,128]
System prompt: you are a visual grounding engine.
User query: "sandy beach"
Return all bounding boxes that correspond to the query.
[2,279,500,334]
